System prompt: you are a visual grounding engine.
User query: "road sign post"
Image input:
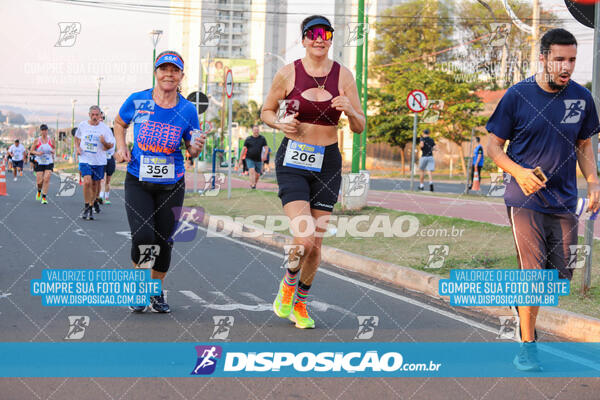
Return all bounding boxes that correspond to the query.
[406,90,428,191]
[565,0,599,294]
[225,69,234,199]
[584,3,600,294]
[187,91,209,115]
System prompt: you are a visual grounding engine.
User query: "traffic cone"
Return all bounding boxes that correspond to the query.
[0,163,7,196]
[79,174,82,186]
[472,170,480,191]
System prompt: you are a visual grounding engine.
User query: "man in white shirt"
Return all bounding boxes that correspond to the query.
[8,139,27,181]
[75,105,114,220]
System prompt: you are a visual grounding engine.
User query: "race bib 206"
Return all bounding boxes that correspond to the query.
[283,140,325,172]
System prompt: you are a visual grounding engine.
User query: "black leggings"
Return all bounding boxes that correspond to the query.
[124,172,185,273]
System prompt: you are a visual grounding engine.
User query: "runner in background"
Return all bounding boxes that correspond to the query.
[469,136,484,190]
[96,112,116,204]
[29,150,36,172]
[75,106,115,220]
[242,125,268,189]
[100,120,116,205]
[8,139,26,181]
[418,129,436,191]
[30,124,55,204]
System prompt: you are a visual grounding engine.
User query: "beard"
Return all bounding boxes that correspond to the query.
[545,65,569,91]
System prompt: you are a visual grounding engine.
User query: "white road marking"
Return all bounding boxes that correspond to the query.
[115,231,132,240]
[239,292,267,303]
[310,300,358,318]
[179,290,270,312]
[179,290,207,304]
[73,228,88,237]
[180,290,356,316]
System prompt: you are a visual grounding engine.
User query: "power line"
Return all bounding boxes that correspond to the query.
[38,0,579,25]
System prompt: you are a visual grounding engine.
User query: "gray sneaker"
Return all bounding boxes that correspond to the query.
[513,342,542,371]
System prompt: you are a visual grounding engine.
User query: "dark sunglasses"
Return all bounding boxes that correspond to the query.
[304,27,333,41]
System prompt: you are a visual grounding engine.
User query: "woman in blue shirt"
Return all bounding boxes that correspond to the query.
[113,50,205,313]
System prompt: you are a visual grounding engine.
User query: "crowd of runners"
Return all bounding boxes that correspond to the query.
[2,17,599,374]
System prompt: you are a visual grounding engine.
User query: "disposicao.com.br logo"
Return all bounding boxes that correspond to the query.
[191,345,441,376]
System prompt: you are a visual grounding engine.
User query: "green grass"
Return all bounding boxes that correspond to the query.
[184,188,600,319]
[54,163,126,187]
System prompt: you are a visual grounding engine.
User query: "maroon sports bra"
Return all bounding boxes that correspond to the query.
[284,59,342,126]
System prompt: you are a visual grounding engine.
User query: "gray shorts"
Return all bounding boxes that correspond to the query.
[507,206,578,280]
[419,156,435,171]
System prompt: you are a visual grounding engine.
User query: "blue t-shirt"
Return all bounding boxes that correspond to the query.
[118,89,199,184]
[486,77,599,213]
[473,144,484,167]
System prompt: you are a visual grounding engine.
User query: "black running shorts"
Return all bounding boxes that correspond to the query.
[34,163,54,172]
[105,156,116,176]
[275,137,342,212]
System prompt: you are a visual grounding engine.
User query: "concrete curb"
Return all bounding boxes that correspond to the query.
[199,212,600,342]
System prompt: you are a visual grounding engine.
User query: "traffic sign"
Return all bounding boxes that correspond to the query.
[406,90,428,113]
[564,0,595,28]
[225,69,234,98]
[201,121,213,133]
[187,91,209,114]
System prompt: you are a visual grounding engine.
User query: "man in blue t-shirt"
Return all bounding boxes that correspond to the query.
[486,29,599,371]
[469,137,484,190]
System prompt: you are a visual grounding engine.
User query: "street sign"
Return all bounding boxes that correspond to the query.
[186,91,209,114]
[406,90,428,113]
[565,0,596,28]
[225,69,234,98]
[201,121,213,133]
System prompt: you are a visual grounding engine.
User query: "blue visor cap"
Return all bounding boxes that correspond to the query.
[154,53,184,71]
[303,17,334,35]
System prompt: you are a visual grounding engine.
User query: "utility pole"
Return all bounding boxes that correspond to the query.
[56,113,59,156]
[150,29,163,88]
[96,76,104,107]
[352,0,365,173]
[71,99,76,161]
[582,4,600,294]
[360,10,369,171]
[529,0,540,75]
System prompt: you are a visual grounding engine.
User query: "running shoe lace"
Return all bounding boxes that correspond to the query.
[282,284,294,304]
[294,302,309,318]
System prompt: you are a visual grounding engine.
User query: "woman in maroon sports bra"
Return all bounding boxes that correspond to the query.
[261,15,365,329]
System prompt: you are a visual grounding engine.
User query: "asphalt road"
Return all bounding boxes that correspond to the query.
[1,171,599,399]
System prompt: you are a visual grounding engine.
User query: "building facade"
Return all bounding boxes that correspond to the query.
[169,0,287,116]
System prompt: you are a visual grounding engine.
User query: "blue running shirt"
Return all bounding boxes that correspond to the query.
[118,89,199,184]
[486,77,599,214]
